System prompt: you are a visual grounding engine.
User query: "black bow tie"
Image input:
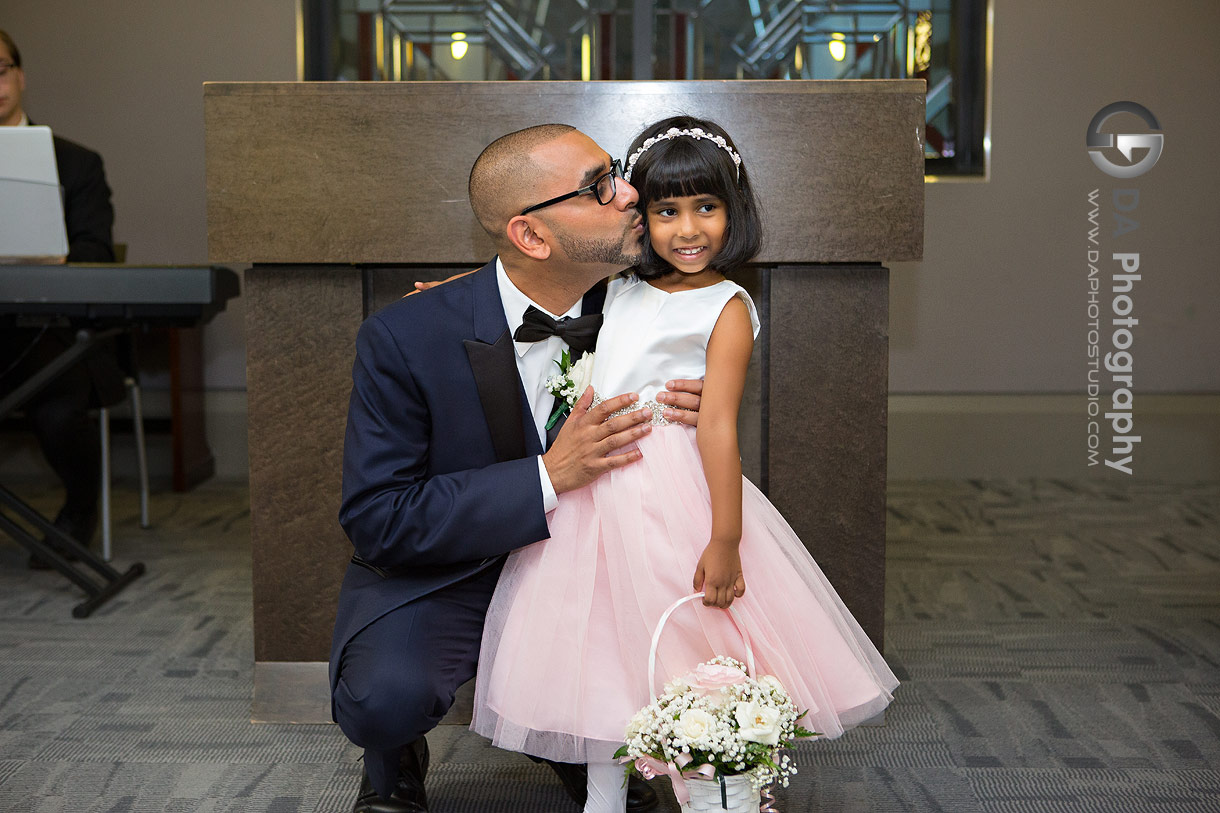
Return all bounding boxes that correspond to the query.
[513,306,603,354]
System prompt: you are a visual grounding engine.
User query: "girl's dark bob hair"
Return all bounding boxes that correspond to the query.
[624,115,762,280]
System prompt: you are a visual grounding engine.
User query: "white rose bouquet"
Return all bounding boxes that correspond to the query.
[615,656,818,802]
[543,349,595,429]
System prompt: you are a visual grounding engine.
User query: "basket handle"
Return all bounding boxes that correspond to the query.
[647,592,756,701]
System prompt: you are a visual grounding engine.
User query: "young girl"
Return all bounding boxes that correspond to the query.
[471,116,899,811]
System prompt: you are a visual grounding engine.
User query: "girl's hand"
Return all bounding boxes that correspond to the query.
[693,542,746,608]
[658,379,702,426]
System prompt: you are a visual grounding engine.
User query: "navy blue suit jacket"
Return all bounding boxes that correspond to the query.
[330,260,603,695]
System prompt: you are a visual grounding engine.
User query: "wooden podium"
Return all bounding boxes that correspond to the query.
[205,80,924,721]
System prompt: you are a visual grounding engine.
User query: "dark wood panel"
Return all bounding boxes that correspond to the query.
[245,266,363,662]
[168,327,213,491]
[766,264,889,650]
[206,81,924,265]
[365,266,478,315]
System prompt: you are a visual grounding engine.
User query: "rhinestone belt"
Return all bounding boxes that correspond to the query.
[590,393,693,426]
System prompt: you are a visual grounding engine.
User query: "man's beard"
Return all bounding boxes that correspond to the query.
[552,221,642,267]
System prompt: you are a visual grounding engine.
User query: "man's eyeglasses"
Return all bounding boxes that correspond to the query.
[0,62,16,78]
[520,158,623,216]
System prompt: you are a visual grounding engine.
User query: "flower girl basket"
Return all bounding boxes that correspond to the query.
[648,593,763,813]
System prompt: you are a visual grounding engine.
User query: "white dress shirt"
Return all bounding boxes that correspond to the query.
[495,258,583,514]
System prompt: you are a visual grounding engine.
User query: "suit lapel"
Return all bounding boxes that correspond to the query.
[463,260,539,462]
[578,276,609,340]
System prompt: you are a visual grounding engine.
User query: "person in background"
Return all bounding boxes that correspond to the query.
[0,27,122,564]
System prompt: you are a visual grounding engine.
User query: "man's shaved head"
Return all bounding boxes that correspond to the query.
[468,123,575,242]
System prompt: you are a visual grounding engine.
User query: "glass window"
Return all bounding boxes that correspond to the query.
[303,0,990,177]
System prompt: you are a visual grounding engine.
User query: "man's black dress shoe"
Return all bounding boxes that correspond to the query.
[542,759,659,811]
[28,506,98,570]
[352,738,430,813]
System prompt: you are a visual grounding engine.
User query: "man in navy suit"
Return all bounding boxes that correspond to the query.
[332,124,704,812]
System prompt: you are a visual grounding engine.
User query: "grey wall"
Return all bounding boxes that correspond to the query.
[889,0,1220,393]
[3,0,297,390]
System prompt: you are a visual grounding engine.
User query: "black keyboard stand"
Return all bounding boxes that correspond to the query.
[0,325,146,617]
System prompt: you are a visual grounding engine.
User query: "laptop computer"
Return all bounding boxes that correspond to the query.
[0,125,69,263]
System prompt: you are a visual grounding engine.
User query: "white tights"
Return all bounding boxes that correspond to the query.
[584,741,628,813]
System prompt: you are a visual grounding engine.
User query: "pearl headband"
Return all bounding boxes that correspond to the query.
[623,127,743,182]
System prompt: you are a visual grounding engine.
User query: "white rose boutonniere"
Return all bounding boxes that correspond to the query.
[543,350,596,429]
[569,352,595,398]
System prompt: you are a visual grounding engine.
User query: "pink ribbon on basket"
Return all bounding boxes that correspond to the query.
[624,754,716,805]
[760,784,778,812]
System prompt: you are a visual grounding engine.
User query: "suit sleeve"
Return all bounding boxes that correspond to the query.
[62,148,115,263]
[339,313,551,569]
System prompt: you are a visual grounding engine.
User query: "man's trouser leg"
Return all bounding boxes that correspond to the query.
[332,565,500,799]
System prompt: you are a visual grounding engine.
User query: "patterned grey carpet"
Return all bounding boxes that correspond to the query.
[1,479,1218,812]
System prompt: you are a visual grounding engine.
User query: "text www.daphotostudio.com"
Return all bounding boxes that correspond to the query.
[1084,101,1163,475]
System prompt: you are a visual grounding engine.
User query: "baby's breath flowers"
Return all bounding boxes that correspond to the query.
[615,656,819,792]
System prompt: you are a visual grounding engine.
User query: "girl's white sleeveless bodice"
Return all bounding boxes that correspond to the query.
[590,275,760,404]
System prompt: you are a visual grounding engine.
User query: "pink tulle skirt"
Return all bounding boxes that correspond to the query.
[471,424,898,762]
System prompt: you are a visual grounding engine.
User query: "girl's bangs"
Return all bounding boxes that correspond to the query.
[638,141,731,202]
